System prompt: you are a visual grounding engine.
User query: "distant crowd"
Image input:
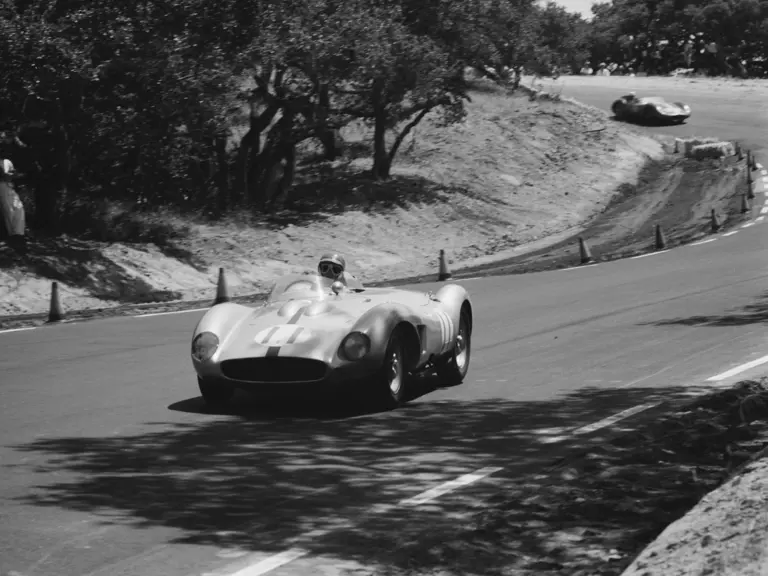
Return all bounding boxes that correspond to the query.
[578,34,766,79]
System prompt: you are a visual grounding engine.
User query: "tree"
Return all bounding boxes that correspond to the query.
[0,3,93,231]
[328,1,467,179]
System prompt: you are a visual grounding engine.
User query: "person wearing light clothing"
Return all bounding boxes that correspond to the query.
[0,158,26,250]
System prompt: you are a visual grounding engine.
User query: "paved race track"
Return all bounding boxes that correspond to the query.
[1,81,768,576]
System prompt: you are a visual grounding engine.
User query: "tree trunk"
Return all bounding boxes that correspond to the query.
[371,82,390,180]
[44,117,70,234]
[259,111,297,211]
[214,134,229,215]
[317,85,338,161]
[235,100,280,205]
[371,113,389,180]
[387,107,431,167]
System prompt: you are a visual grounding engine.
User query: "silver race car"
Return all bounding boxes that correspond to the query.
[191,273,473,410]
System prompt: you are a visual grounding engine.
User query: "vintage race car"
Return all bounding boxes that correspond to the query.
[611,94,691,125]
[190,273,473,410]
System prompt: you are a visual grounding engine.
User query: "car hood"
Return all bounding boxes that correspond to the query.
[637,97,686,114]
[218,287,430,362]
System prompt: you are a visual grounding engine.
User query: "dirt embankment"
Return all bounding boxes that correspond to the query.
[0,81,665,319]
[449,152,751,279]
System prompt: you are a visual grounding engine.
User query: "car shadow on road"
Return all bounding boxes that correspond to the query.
[169,373,447,420]
[9,383,727,575]
[640,291,768,327]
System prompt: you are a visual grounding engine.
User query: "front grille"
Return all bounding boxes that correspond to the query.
[220,357,328,383]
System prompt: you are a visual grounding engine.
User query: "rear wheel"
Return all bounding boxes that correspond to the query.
[436,308,472,386]
[375,329,409,410]
[198,377,234,409]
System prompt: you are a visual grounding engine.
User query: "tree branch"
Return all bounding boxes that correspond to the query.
[387,106,433,165]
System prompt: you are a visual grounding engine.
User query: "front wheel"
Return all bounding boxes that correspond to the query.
[375,329,409,410]
[436,308,472,386]
[198,377,234,409]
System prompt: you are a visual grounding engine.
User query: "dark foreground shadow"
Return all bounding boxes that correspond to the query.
[611,114,687,127]
[641,291,768,327]
[7,382,727,575]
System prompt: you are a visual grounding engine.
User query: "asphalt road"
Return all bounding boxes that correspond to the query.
[549,74,768,157]
[2,80,768,576]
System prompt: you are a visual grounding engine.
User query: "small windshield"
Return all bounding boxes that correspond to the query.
[267,273,336,303]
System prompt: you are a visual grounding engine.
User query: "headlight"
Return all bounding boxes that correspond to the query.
[340,332,370,361]
[192,332,219,362]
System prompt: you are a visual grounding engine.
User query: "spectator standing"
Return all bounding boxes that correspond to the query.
[0,159,26,252]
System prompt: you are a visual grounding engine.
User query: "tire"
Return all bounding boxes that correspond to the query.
[436,307,472,387]
[198,377,234,409]
[375,329,409,410]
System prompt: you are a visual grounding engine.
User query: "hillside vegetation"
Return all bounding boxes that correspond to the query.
[0,81,665,315]
[0,0,763,315]
[0,0,764,238]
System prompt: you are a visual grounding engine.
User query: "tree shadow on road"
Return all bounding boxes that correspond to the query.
[10,382,762,576]
[640,291,768,327]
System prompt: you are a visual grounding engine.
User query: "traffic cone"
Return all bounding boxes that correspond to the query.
[578,237,593,264]
[654,224,666,250]
[438,249,452,281]
[213,267,230,305]
[741,193,750,214]
[710,209,720,233]
[47,281,64,323]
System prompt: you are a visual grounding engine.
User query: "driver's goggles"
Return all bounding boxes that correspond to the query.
[320,262,343,276]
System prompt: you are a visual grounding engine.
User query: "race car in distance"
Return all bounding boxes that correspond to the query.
[190,272,473,410]
[611,93,691,125]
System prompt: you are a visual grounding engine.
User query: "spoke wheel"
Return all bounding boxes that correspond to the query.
[377,330,408,410]
[436,308,472,387]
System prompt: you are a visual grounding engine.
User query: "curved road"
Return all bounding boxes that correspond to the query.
[1,80,767,576]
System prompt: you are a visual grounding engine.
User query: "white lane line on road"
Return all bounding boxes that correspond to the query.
[0,326,36,334]
[760,206,768,214]
[759,217,766,223]
[742,222,756,228]
[540,402,661,444]
[629,250,669,260]
[134,308,209,318]
[572,403,661,436]
[707,354,768,382]
[723,231,739,237]
[560,264,599,272]
[399,467,503,506]
[217,466,501,576]
[224,549,310,576]
[690,238,716,246]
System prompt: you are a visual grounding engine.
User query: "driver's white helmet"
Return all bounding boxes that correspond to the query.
[318,252,346,280]
[0,159,15,177]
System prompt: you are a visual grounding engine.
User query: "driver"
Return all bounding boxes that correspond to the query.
[317,252,362,289]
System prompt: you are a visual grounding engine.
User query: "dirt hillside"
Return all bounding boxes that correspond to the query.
[0,81,664,317]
